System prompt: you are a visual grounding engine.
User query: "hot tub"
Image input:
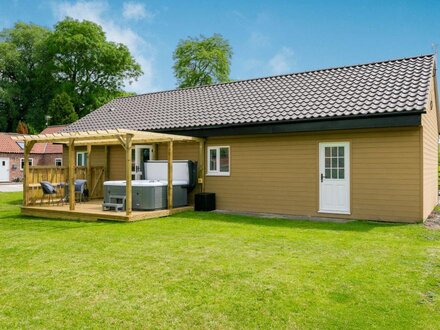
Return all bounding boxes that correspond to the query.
[103,160,196,211]
[103,180,188,210]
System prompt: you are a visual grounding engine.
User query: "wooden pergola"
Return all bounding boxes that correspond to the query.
[12,129,205,216]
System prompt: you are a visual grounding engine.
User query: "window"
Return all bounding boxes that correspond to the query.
[324,146,345,179]
[16,141,24,149]
[55,158,62,167]
[76,152,88,166]
[207,146,230,176]
[20,158,33,171]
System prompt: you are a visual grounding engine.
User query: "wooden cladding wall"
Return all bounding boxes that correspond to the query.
[63,126,429,222]
[202,128,422,223]
[157,142,199,161]
[108,145,125,180]
[422,77,439,219]
[154,128,423,222]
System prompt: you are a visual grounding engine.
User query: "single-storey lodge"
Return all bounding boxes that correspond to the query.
[62,54,439,223]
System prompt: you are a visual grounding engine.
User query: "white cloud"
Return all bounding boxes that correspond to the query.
[248,31,269,48]
[123,2,153,21]
[269,47,295,75]
[242,58,263,72]
[52,1,107,25]
[52,1,157,93]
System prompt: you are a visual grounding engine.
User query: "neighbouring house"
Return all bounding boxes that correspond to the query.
[0,125,65,182]
[61,54,438,223]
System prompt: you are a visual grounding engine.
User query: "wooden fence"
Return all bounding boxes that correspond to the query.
[26,166,105,205]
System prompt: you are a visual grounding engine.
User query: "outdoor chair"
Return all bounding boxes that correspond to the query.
[63,180,89,203]
[74,179,88,203]
[40,181,58,206]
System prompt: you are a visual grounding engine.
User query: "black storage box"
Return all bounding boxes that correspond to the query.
[195,192,216,211]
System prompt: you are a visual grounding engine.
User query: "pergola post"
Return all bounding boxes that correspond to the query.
[86,144,92,192]
[23,140,35,206]
[167,141,173,210]
[125,134,133,215]
[103,145,109,181]
[68,139,75,211]
[198,139,206,192]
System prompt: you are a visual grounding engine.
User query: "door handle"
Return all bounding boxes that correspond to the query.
[320,173,324,182]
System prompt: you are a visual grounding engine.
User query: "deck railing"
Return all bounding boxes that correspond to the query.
[26,166,105,205]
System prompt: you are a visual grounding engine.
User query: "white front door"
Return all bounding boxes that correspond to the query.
[131,145,153,180]
[319,142,350,214]
[0,158,10,182]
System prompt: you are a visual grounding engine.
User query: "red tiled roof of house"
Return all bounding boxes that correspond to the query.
[0,125,66,154]
[0,133,23,153]
[33,125,66,154]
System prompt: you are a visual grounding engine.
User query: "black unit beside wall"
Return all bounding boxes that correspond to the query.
[194,192,216,211]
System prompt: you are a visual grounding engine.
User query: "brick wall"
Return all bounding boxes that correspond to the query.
[0,153,63,182]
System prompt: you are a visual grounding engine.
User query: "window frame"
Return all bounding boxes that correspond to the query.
[207,146,230,176]
[55,158,63,167]
[20,158,33,171]
[76,151,88,167]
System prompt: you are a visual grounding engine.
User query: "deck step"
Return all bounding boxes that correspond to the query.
[102,202,124,211]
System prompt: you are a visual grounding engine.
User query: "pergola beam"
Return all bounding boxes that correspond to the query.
[72,138,200,147]
[115,135,127,150]
[11,129,203,145]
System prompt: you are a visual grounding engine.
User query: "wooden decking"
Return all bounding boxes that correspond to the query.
[21,200,193,222]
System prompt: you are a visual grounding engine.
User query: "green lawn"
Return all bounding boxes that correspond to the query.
[0,192,439,329]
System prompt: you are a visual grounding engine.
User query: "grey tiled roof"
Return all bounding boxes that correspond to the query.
[65,54,435,132]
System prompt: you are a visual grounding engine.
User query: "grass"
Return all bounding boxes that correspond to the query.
[0,192,439,329]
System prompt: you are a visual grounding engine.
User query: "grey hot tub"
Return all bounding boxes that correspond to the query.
[103,160,196,211]
[103,180,188,210]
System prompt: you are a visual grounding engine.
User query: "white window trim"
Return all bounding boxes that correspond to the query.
[55,158,63,166]
[20,158,33,171]
[76,151,87,167]
[207,146,230,176]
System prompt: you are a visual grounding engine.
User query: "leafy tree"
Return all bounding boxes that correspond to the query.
[0,19,142,132]
[16,120,29,134]
[46,18,142,117]
[173,34,232,88]
[47,92,78,125]
[0,22,54,131]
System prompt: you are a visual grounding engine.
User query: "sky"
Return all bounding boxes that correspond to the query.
[0,0,439,94]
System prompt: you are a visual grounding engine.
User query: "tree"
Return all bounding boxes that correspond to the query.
[0,19,142,132]
[47,92,78,125]
[173,34,232,88]
[0,22,54,131]
[16,120,29,134]
[46,18,142,117]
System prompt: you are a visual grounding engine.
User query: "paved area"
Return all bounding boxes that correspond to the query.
[0,184,23,192]
[215,209,353,223]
